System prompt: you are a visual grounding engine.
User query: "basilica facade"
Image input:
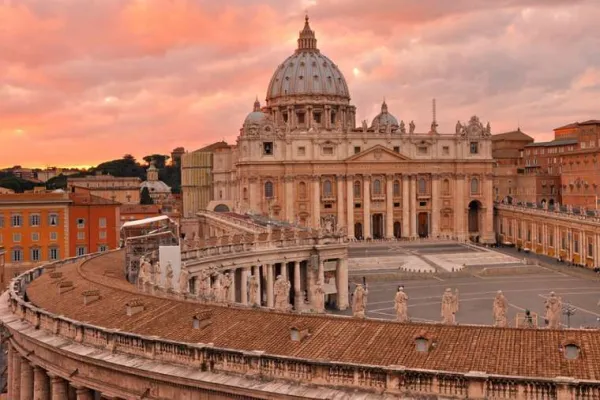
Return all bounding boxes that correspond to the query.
[192,17,496,243]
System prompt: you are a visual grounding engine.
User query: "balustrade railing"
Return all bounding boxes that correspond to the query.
[495,203,600,225]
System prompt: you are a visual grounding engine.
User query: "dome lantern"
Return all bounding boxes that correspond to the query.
[297,15,318,52]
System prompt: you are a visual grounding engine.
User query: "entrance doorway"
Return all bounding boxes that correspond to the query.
[354,222,363,240]
[372,214,384,239]
[468,200,481,236]
[418,212,429,238]
[393,221,401,238]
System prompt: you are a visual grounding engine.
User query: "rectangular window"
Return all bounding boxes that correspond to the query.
[297,146,306,156]
[470,142,478,154]
[574,237,579,254]
[29,214,40,227]
[13,233,21,243]
[393,146,400,153]
[418,146,427,155]
[561,235,566,250]
[49,213,59,226]
[50,232,58,241]
[11,214,22,227]
[98,245,108,252]
[297,112,305,124]
[262,142,273,155]
[77,232,85,240]
[76,246,87,256]
[442,146,450,155]
[354,146,361,154]
[31,248,40,262]
[11,249,23,263]
[99,231,107,239]
[49,247,59,261]
[324,204,332,209]
[77,218,85,228]
[394,202,400,208]
[322,146,334,155]
[313,112,321,124]
[99,217,107,228]
[31,232,39,242]
[549,231,554,247]
[354,203,361,209]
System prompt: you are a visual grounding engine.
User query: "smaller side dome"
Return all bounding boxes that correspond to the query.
[371,99,399,129]
[244,97,269,126]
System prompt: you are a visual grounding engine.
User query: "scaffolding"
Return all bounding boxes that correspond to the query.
[120,216,179,282]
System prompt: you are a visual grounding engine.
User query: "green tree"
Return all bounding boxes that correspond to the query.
[140,187,154,205]
[95,155,145,178]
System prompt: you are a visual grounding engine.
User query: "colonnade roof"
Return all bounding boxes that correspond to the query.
[25,250,600,380]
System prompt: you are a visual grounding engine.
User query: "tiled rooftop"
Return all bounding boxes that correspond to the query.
[25,250,600,380]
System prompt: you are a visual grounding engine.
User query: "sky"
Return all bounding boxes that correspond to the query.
[1,0,600,168]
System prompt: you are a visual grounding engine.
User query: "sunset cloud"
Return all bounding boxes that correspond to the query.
[1,0,599,167]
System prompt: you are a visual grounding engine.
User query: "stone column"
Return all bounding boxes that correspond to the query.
[284,176,294,223]
[280,262,288,280]
[324,105,331,130]
[20,358,34,400]
[312,175,321,229]
[294,261,302,310]
[33,365,50,400]
[74,386,94,400]
[253,265,261,306]
[483,174,494,242]
[12,351,22,400]
[385,174,394,239]
[336,175,345,230]
[401,174,409,238]
[431,174,440,237]
[336,258,349,310]
[363,176,371,239]
[410,175,417,238]
[307,105,312,129]
[229,269,236,303]
[240,267,249,305]
[454,174,465,240]
[346,175,355,239]
[266,263,274,308]
[249,177,259,214]
[50,375,68,400]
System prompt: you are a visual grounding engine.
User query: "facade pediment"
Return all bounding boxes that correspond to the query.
[345,145,411,163]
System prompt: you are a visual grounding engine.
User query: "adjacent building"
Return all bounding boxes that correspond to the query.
[119,204,161,226]
[68,174,141,204]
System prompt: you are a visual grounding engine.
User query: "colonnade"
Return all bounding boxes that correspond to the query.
[7,344,119,400]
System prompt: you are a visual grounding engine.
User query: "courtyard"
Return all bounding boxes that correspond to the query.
[334,241,600,328]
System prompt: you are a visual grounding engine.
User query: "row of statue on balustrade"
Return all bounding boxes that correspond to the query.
[352,284,565,329]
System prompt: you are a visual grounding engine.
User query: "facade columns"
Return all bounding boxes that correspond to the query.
[336,258,349,310]
[50,375,68,400]
[248,177,259,213]
[266,264,274,308]
[312,176,321,229]
[401,175,409,238]
[20,358,34,400]
[431,174,440,237]
[33,365,50,400]
[228,269,236,303]
[454,174,465,239]
[240,267,249,305]
[294,261,302,310]
[281,262,288,280]
[385,174,394,239]
[11,349,22,400]
[363,176,371,239]
[74,386,94,400]
[253,265,261,305]
[410,175,417,238]
[483,174,494,241]
[336,175,345,230]
[346,175,355,239]
[284,176,294,223]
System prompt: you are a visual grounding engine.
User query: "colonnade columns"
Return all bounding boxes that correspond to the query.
[431,174,440,237]
[409,175,417,238]
[294,261,302,310]
[240,267,249,305]
[72,385,94,400]
[312,175,321,229]
[284,176,294,223]
[346,175,355,239]
[228,269,236,303]
[50,374,68,400]
[336,175,345,231]
[33,365,50,400]
[385,174,394,239]
[336,258,349,310]
[266,264,274,308]
[401,175,409,238]
[20,358,34,400]
[363,176,371,239]
[11,347,21,399]
[253,265,261,305]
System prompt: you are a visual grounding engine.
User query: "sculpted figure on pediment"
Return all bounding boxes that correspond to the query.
[493,290,508,327]
[179,265,190,294]
[198,269,211,300]
[212,273,223,302]
[164,261,174,292]
[313,280,325,312]
[352,284,368,318]
[152,261,161,286]
[465,116,486,137]
[137,257,149,288]
[409,120,416,134]
[362,120,368,132]
[394,287,409,322]
[544,291,562,329]
[248,274,260,306]
[441,288,459,325]
[274,275,292,311]
[400,120,406,134]
[455,120,463,135]
[222,272,233,302]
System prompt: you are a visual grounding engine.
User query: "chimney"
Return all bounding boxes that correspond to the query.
[82,290,101,305]
[126,299,145,316]
[57,281,74,294]
[192,310,213,330]
[290,323,310,342]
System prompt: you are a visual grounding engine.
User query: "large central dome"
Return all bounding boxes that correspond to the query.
[266,16,350,105]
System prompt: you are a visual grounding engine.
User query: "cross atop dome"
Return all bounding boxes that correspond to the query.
[381,98,388,113]
[253,96,261,112]
[297,14,318,52]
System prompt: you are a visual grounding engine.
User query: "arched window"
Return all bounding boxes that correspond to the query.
[243,187,248,200]
[373,179,382,195]
[323,179,333,197]
[264,181,274,198]
[442,179,450,195]
[393,180,400,196]
[298,182,307,199]
[418,178,426,194]
[471,177,479,194]
[219,190,223,199]
[354,181,361,198]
